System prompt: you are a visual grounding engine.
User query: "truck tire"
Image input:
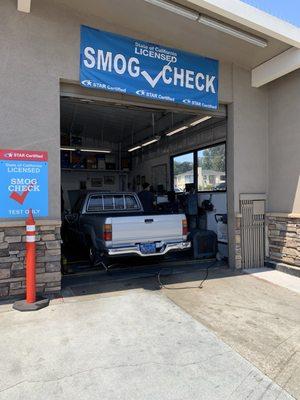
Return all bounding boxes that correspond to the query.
[88,243,107,269]
[88,244,99,266]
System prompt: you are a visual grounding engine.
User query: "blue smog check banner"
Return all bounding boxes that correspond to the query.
[80,25,219,110]
[0,149,48,218]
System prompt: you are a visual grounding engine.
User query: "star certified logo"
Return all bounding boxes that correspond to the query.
[136,89,146,96]
[81,80,93,87]
[4,153,13,158]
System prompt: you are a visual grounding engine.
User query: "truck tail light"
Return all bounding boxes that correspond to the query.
[182,219,188,236]
[103,224,112,241]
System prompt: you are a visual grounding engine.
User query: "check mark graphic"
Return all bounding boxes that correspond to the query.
[141,70,164,88]
[10,184,33,205]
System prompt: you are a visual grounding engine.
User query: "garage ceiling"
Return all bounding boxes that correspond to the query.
[60,97,201,145]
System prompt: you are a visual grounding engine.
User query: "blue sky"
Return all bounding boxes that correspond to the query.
[240,0,300,27]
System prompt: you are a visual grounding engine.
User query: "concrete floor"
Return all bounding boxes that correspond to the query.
[0,265,299,400]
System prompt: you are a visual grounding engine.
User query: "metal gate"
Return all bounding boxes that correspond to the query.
[240,194,266,269]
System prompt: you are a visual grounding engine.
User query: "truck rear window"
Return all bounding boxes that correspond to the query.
[87,195,103,212]
[125,195,139,210]
[103,195,114,210]
[87,194,139,212]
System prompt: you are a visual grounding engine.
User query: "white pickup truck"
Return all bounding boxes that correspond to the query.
[63,192,191,266]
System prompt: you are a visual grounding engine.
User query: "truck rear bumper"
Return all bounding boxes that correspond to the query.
[107,241,191,257]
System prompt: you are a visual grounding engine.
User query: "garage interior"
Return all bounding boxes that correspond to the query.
[60,90,228,274]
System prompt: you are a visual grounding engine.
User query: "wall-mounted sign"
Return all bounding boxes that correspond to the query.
[0,150,48,218]
[80,25,219,110]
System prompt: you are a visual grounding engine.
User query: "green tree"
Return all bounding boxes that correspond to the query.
[198,145,225,172]
[174,161,193,175]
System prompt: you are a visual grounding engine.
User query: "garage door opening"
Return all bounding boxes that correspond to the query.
[59,92,228,276]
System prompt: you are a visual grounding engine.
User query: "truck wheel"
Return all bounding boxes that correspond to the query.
[88,245,107,269]
[88,245,99,266]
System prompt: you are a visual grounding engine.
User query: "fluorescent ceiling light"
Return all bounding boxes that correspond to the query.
[142,137,160,147]
[198,15,268,48]
[144,0,198,21]
[166,125,188,137]
[128,145,142,152]
[60,147,111,153]
[80,148,111,154]
[60,147,76,151]
[189,116,212,126]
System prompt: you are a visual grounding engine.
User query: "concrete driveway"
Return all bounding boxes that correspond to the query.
[161,267,300,399]
[0,265,298,400]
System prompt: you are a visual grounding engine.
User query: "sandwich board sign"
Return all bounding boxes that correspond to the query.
[0,149,48,218]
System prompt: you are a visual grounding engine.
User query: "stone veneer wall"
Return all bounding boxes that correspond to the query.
[266,215,300,268]
[0,220,61,297]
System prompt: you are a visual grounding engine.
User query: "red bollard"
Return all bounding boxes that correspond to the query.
[26,209,36,303]
[13,209,50,312]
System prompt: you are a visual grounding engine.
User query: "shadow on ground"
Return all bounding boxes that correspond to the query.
[61,259,231,297]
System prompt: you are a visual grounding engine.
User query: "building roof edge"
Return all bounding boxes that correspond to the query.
[185,0,300,48]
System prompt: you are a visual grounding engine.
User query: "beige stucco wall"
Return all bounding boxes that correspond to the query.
[268,69,300,214]
[226,66,268,267]
[228,66,269,212]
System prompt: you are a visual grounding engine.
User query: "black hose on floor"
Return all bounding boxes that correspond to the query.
[157,259,219,290]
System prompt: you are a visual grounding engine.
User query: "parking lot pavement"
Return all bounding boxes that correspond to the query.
[0,283,294,400]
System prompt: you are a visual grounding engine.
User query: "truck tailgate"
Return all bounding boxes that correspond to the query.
[111,214,184,246]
